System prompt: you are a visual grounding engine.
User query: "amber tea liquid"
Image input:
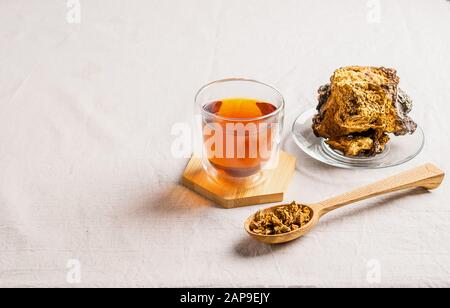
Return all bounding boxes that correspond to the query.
[202,98,277,178]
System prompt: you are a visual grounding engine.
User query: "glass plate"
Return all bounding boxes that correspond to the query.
[291,108,425,169]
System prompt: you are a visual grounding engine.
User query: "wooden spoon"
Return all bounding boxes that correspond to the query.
[244,163,445,244]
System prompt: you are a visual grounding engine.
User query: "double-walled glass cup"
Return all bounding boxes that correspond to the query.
[195,78,285,185]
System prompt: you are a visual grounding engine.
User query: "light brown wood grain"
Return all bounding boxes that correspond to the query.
[182,151,296,208]
[245,163,445,244]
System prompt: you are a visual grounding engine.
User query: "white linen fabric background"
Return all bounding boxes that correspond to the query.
[1,0,450,287]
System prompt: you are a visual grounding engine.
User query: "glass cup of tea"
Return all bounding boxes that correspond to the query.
[195,78,285,185]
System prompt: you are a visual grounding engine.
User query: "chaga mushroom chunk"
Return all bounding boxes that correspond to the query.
[312,66,417,157]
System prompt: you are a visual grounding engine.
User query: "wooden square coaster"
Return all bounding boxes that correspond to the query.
[182,151,296,208]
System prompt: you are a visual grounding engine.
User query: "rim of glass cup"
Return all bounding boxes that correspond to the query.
[195,77,285,122]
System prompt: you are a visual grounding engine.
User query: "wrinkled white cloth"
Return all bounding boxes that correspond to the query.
[1,0,450,287]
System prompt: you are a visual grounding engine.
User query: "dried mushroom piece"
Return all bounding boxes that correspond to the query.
[312,66,417,157]
[250,202,312,235]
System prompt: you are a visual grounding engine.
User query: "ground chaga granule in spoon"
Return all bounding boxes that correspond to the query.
[250,202,312,235]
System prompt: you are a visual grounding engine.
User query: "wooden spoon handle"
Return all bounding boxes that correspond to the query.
[318,163,445,217]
